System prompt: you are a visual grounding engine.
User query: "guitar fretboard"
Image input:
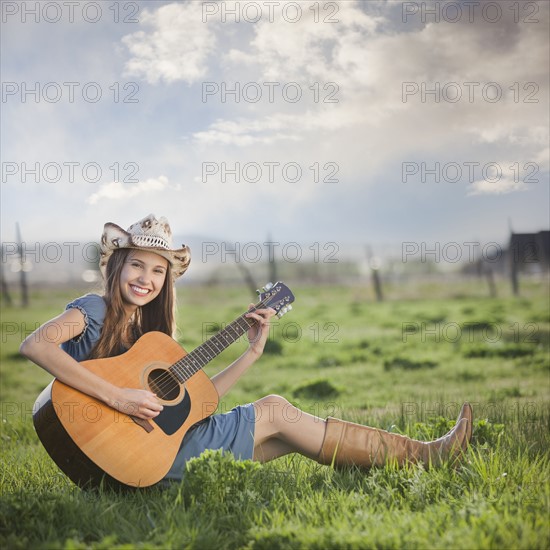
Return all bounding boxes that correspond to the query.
[168,313,256,383]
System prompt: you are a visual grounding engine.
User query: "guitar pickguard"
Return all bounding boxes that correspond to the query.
[152,387,191,435]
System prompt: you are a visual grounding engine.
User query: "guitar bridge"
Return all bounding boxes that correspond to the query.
[130,416,154,433]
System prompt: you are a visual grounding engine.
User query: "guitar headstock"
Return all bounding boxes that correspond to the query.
[255,282,295,318]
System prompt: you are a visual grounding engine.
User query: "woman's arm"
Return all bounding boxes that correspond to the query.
[20,308,162,420]
[211,306,275,397]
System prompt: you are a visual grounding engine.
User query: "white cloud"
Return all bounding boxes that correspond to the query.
[87,176,179,205]
[534,147,550,170]
[466,161,536,196]
[121,3,216,84]
[193,116,301,146]
[192,109,356,145]
[467,177,528,196]
[187,0,549,166]
[226,0,382,83]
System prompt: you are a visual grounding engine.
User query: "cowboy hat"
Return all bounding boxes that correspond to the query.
[99,214,191,279]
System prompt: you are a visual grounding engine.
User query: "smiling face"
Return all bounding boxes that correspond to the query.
[119,249,169,315]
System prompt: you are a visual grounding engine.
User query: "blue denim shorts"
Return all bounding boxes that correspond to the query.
[163,403,256,481]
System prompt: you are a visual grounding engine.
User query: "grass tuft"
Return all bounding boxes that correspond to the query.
[292,378,342,399]
[384,357,438,371]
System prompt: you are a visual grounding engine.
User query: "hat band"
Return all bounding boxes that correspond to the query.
[132,235,171,250]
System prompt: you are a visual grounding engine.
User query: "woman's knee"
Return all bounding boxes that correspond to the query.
[254,394,293,425]
[256,394,289,405]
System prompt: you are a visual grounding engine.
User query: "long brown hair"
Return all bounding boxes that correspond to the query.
[89,248,176,359]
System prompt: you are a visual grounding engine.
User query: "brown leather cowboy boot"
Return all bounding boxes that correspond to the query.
[318,402,473,469]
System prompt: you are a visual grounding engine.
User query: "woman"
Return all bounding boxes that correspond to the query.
[20,214,472,483]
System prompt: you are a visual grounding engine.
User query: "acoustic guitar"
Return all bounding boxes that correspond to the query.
[33,282,295,490]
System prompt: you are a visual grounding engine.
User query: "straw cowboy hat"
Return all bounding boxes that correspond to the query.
[99,214,191,279]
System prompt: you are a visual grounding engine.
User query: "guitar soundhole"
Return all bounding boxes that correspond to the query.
[147,369,180,401]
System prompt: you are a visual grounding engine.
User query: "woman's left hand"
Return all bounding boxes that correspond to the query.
[245,304,276,357]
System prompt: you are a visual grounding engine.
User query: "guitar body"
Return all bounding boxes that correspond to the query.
[33,332,219,489]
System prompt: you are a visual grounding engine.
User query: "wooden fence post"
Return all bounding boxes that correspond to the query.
[366,245,384,302]
[265,234,277,286]
[16,223,29,307]
[0,254,13,306]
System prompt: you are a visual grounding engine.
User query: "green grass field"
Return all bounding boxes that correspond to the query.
[1,280,549,549]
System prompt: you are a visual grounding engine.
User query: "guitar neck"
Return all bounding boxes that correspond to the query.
[167,281,294,384]
[169,312,255,383]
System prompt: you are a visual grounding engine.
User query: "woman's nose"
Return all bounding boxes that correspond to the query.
[137,271,151,284]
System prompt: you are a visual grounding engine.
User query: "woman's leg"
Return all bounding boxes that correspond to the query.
[252,395,473,468]
[252,395,326,462]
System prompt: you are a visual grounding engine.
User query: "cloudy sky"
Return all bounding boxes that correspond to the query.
[1,0,549,264]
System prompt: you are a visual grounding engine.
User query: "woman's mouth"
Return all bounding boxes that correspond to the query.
[130,284,151,296]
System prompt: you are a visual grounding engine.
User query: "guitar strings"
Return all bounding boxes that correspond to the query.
[149,300,267,396]
[144,295,274,398]
[148,313,254,397]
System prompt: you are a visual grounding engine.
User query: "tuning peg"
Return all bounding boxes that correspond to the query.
[256,289,261,295]
[287,305,292,312]
[260,282,274,293]
[277,305,291,318]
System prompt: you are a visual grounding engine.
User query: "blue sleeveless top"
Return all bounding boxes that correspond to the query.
[61,294,107,362]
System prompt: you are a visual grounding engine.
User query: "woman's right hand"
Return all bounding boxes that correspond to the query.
[111,388,164,420]
[19,308,164,421]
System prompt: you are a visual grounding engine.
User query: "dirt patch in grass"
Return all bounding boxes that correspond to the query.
[292,378,342,399]
[383,357,438,371]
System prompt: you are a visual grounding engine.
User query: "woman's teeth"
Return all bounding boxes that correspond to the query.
[131,285,150,295]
